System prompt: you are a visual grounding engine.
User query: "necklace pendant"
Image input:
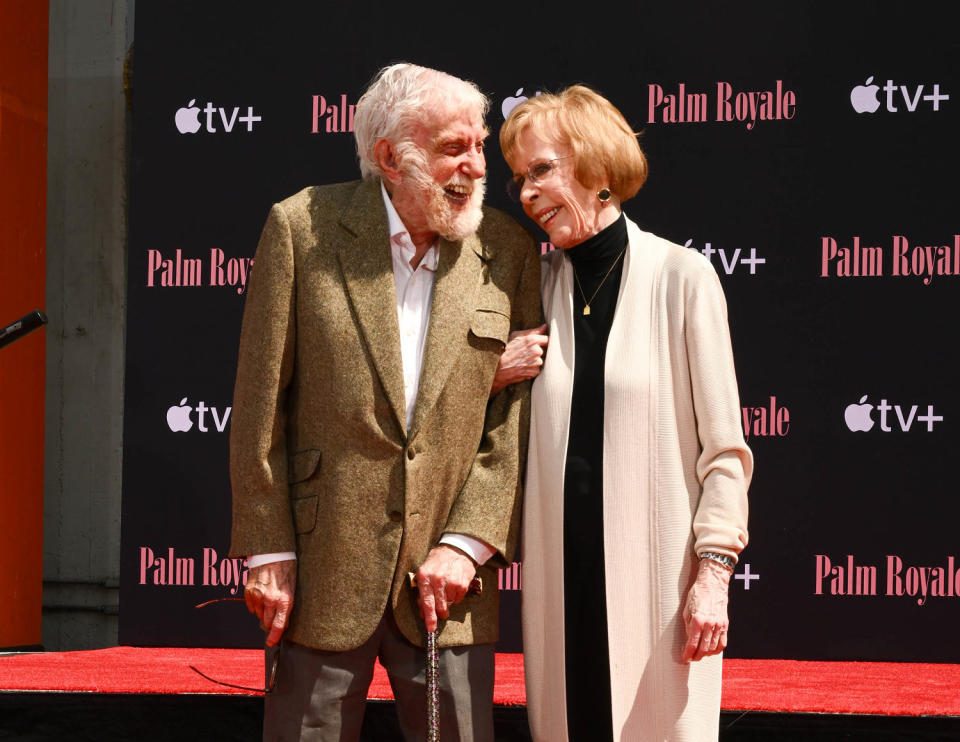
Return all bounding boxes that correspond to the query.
[583,305,591,316]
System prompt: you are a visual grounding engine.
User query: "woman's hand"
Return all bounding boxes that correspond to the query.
[681,558,732,662]
[490,324,548,396]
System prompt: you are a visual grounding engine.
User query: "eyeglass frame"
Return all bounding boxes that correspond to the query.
[187,596,281,694]
[506,155,572,202]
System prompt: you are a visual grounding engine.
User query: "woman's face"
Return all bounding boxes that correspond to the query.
[507,128,617,249]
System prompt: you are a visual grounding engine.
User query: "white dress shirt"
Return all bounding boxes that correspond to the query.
[248,181,494,570]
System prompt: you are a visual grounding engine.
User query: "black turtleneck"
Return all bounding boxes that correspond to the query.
[562,212,626,742]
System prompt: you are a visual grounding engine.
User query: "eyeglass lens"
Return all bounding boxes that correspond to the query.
[506,158,563,201]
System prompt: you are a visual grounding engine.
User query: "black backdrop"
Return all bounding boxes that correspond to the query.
[120,2,959,661]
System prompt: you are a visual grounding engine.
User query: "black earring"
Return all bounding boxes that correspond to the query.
[597,188,611,205]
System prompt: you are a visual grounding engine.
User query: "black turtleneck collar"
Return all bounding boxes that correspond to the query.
[564,212,628,274]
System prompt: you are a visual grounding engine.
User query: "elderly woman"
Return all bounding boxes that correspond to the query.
[497,86,752,741]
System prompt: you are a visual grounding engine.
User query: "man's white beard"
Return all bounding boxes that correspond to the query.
[400,148,485,242]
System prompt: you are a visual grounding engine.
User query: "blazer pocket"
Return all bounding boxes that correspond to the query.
[288,449,321,484]
[470,308,510,346]
[292,495,319,535]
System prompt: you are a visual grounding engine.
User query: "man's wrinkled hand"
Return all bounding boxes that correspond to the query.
[415,545,477,633]
[490,324,548,396]
[244,559,297,647]
[681,558,732,662]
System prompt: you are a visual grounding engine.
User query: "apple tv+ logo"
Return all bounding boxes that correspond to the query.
[166,397,232,433]
[844,395,943,433]
[174,99,262,134]
[501,88,541,120]
[850,77,949,114]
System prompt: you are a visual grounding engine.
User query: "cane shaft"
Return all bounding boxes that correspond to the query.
[426,630,440,742]
[407,570,483,742]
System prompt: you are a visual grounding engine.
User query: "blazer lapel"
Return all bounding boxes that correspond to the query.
[336,180,406,433]
[408,233,484,440]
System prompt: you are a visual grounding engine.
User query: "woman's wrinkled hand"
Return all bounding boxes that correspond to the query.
[681,558,732,662]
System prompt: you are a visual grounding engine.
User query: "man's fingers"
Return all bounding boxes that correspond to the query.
[447,583,467,605]
[249,592,266,624]
[435,589,450,621]
[416,570,441,632]
[420,590,439,633]
[243,561,296,643]
[244,585,262,617]
[261,602,277,633]
[265,625,284,647]
[415,545,477,631]
[265,604,289,647]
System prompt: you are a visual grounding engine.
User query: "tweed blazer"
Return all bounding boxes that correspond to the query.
[229,178,540,651]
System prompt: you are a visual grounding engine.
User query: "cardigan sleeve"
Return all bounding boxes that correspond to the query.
[684,259,753,561]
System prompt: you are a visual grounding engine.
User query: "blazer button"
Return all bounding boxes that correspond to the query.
[406,447,416,460]
[389,511,403,522]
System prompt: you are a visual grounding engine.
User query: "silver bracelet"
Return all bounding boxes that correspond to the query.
[699,551,736,572]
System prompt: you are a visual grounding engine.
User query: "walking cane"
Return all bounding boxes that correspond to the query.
[407,572,483,742]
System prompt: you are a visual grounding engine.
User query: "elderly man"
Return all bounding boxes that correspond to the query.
[229,63,540,741]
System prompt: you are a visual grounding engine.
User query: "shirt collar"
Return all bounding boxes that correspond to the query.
[380,179,439,271]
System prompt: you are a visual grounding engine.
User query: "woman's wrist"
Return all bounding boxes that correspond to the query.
[698,551,736,573]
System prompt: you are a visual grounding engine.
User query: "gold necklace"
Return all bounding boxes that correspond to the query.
[572,246,626,316]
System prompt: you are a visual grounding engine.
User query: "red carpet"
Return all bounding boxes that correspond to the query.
[721,658,960,716]
[1,648,959,716]
[0,647,525,704]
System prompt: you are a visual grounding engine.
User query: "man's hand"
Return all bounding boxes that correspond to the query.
[490,324,549,396]
[415,545,477,633]
[244,559,297,647]
[681,558,732,662]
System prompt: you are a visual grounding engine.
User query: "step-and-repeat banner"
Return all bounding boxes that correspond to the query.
[120,3,958,660]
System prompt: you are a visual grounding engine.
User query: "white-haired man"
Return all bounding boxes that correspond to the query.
[229,63,540,740]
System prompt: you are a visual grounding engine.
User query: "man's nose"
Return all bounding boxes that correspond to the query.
[462,148,485,178]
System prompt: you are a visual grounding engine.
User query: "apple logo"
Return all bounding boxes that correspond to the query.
[850,77,881,114]
[175,99,202,133]
[167,397,194,432]
[844,394,874,432]
[502,88,531,120]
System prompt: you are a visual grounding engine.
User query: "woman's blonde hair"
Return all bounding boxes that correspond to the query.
[500,85,647,202]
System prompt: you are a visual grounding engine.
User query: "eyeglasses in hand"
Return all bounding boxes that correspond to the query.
[187,596,280,694]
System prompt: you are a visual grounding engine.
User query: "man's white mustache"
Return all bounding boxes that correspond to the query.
[443,175,486,193]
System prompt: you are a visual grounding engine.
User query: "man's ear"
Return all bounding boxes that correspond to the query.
[374,139,401,184]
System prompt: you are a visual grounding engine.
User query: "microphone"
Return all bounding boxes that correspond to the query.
[0,310,48,350]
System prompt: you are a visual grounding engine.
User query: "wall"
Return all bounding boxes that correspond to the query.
[42,0,133,650]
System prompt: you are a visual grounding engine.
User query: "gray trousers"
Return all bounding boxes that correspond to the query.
[263,610,495,742]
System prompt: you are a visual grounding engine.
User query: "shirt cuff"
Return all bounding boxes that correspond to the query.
[439,533,496,566]
[247,552,297,569]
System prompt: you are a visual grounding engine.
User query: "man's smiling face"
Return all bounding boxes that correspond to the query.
[392,93,488,244]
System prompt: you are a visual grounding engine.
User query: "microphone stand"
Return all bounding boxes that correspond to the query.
[0,310,48,350]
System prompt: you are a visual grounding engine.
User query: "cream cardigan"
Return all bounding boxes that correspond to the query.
[522,218,752,741]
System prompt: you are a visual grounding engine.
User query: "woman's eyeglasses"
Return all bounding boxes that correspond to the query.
[506,156,571,201]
